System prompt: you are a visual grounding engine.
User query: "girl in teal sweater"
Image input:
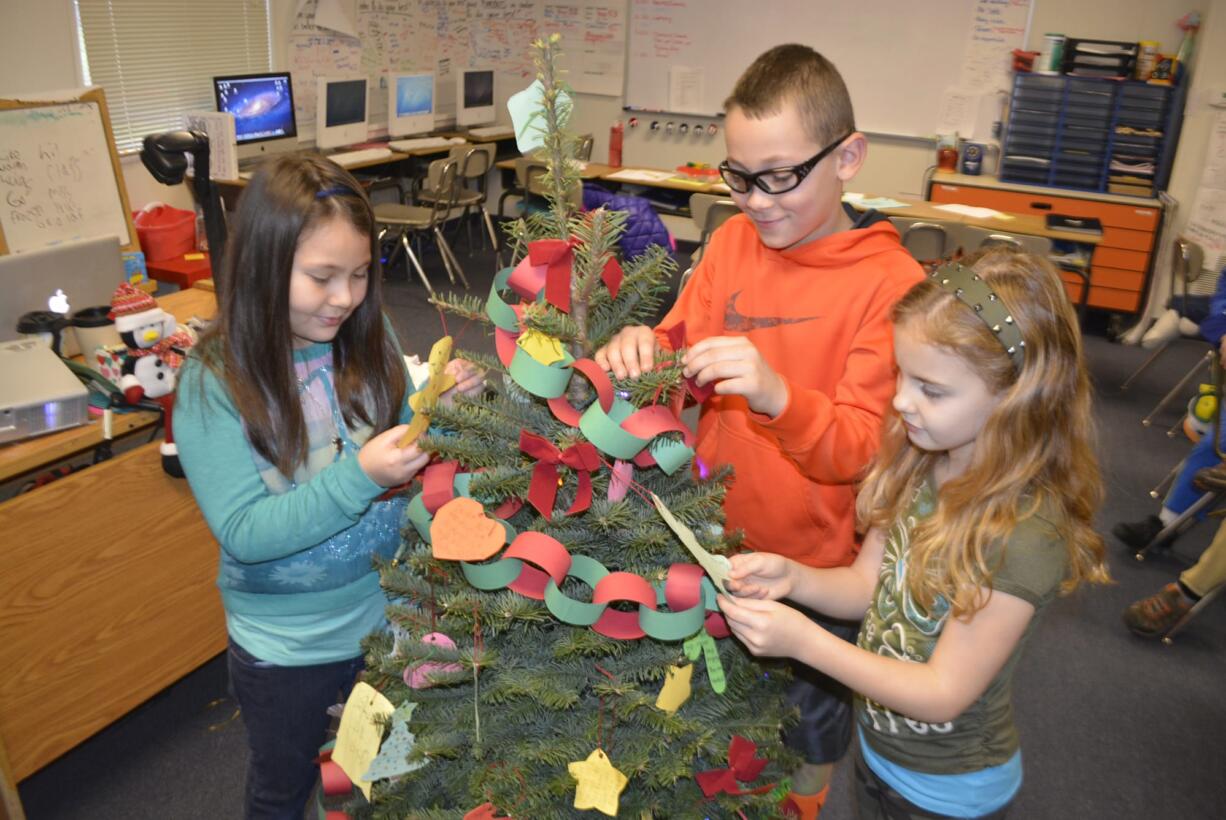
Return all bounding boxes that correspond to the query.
[175,154,480,819]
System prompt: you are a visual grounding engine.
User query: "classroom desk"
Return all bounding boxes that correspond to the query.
[848,195,1104,246]
[494,157,617,181]
[0,285,224,794]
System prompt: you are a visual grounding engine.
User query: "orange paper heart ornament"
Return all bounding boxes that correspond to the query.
[430,497,506,561]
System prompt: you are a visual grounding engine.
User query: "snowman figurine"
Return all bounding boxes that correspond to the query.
[108,283,193,477]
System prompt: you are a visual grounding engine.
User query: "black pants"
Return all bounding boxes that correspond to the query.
[785,612,859,764]
[227,639,365,820]
[853,744,1012,820]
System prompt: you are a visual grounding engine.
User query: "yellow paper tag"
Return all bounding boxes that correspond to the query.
[401,335,455,445]
[654,663,693,714]
[516,329,566,366]
[568,748,628,817]
[331,681,395,800]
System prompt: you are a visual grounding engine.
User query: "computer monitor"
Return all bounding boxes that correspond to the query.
[315,76,369,150]
[212,72,298,162]
[388,72,435,137]
[456,68,495,127]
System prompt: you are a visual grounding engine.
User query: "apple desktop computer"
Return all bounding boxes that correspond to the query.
[316,77,369,150]
[456,68,495,127]
[212,72,298,163]
[389,72,436,137]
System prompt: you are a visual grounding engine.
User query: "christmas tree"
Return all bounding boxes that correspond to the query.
[352,35,799,819]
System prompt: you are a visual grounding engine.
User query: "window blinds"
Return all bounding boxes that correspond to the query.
[75,0,271,153]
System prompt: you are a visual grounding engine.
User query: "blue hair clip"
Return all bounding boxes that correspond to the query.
[316,185,353,199]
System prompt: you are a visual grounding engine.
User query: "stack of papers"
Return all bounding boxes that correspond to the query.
[932,203,1011,220]
[605,168,678,183]
[842,192,911,210]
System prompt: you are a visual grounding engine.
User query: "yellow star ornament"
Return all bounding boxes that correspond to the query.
[568,748,628,817]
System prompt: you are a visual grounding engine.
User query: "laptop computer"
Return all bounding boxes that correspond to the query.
[0,236,127,344]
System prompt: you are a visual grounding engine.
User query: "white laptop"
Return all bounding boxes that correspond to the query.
[0,236,127,343]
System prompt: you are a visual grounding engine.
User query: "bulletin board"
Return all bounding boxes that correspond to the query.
[284,0,628,143]
[0,87,138,255]
[624,0,1034,139]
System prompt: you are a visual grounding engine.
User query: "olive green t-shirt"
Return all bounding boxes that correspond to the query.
[854,475,1069,774]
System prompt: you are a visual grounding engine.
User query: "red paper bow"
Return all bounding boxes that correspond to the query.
[695,735,773,798]
[666,322,714,404]
[519,430,600,519]
[529,238,623,312]
[529,238,576,314]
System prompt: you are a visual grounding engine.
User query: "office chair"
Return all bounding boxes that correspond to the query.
[888,217,952,267]
[678,193,739,294]
[1121,239,1211,428]
[418,144,499,259]
[957,225,1053,258]
[576,133,594,162]
[374,159,469,295]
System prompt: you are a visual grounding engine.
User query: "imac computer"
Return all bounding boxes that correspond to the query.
[389,72,435,137]
[316,76,369,150]
[456,68,495,127]
[213,72,298,162]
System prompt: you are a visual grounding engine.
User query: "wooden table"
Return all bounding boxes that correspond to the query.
[0,285,225,795]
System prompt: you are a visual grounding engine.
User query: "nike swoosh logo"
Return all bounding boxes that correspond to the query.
[724,290,820,332]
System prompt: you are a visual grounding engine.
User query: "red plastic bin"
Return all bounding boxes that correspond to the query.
[132,204,196,261]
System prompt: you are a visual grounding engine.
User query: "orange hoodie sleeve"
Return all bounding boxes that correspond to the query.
[749,277,909,484]
[654,245,724,352]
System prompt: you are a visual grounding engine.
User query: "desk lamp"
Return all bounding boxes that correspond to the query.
[139,130,227,287]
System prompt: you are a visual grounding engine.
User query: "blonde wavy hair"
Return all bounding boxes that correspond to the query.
[856,248,1110,618]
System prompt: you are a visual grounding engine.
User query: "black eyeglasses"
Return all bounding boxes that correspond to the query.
[718,131,854,195]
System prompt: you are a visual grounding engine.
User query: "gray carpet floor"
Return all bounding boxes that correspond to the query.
[18,232,1226,819]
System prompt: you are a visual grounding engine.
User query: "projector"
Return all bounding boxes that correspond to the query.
[0,339,89,444]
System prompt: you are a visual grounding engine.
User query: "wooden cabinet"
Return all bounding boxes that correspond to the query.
[929,174,1163,313]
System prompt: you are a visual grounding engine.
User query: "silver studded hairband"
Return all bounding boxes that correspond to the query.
[929,262,1025,371]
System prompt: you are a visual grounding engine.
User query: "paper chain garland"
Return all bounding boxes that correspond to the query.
[401,239,735,643]
[407,466,730,643]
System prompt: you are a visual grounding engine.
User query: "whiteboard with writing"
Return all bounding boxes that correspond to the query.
[0,102,131,254]
[284,0,628,143]
[625,0,1032,138]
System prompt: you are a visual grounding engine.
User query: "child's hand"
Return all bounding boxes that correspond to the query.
[595,325,657,379]
[726,552,795,599]
[440,358,485,404]
[683,336,787,417]
[717,595,812,659]
[358,426,431,488]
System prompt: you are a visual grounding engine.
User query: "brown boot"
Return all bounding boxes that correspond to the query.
[1193,463,1226,493]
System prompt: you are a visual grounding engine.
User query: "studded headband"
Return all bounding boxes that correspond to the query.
[929,262,1025,371]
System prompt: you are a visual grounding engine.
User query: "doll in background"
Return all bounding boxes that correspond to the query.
[109,282,194,477]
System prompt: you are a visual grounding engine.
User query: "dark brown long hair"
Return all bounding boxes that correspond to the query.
[196,152,406,477]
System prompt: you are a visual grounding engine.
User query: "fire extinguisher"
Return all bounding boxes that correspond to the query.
[609,120,624,167]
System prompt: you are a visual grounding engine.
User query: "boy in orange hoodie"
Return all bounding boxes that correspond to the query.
[596,44,923,816]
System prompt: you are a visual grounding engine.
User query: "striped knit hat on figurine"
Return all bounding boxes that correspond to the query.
[108,282,162,333]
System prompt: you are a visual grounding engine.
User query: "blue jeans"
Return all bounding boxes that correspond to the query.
[227,639,365,820]
[1165,428,1223,517]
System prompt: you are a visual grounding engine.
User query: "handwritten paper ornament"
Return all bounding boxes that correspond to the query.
[567,748,628,817]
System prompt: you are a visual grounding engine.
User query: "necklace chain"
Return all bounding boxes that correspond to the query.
[298,364,345,457]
